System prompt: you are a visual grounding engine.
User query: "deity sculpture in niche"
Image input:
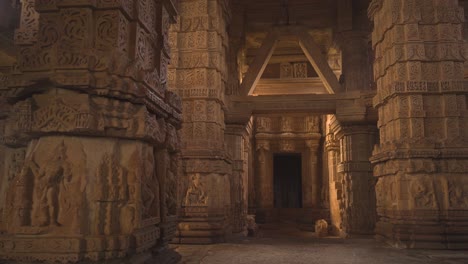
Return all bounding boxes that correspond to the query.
[28,141,72,227]
[184,173,208,206]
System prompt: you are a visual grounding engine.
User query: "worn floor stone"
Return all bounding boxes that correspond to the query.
[175,226,468,264]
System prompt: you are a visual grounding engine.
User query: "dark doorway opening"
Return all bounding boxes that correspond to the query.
[274,153,302,208]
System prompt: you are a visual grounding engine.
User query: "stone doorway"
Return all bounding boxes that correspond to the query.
[273,153,302,209]
[253,114,327,225]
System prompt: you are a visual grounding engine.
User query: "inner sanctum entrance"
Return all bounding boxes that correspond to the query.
[274,154,302,209]
[253,114,329,226]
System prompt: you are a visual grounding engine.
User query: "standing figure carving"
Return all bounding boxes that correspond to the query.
[165,154,179,216]
[29,142,72,227]
[142,178,155,218]
[184,173,208,206]
[411,179,435,209]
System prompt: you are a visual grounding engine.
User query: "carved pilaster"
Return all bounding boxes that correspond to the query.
[255,140,272,210]
[225,124,249,233]
[325,120,343,236]
[333,124,377,236]
[305,140,320,209]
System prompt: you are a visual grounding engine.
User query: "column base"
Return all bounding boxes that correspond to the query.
[0,227,173,263]
[172,207,229,244]
[160,215,178,246]
[376,216,468,249]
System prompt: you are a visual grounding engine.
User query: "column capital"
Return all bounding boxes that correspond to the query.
[225,124,247,136]
[338,125,378,136]
[325,133,340,152]
[305,139,320,151]
[336,30,370,48]
[256,140,270,151]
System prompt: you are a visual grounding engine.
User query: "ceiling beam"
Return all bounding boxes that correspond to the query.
[230,92,363,115]
[226,90,376,124]
[294,27,343,94]
[240,29,279,96]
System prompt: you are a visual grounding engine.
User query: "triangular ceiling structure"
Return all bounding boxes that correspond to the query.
[240,27,343,96]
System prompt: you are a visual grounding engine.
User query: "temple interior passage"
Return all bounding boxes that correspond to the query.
[0,0,468,263]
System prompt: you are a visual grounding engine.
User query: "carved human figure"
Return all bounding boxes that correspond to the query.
[281,117,292,131]
[411,180,434,209]
[305,116,319,132]
[184,173,207,206]
[142,179,155,218]
[165,154,178,216]
[449,182,468,207]
[29,142,72,227]
[7,150,25,181]
[280,63,293,78]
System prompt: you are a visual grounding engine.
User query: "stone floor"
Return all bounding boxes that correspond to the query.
[174,225,468,264]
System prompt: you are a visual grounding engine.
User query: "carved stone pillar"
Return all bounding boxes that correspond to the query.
[169,0,232,244]
[225,125,249,234]
[0,0,182,262]
[325,117,343,236]
[246,121,256,215]
[255,140,273,222]
[340,31,372,92]
[369,0,468,249]
[305,140,321,208]
[336,125,377,236]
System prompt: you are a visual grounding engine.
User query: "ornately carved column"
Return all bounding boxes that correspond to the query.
[325,117,343,236]
[225,124,249,234]
[336,125,377,236]
[255,140,273,222]
[334,3,377,237]
[169,0,233,243]
[369,0,468,249]
[305,140,321,208]
[0,0,182,263]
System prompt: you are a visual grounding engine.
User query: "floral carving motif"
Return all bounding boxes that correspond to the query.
[33,98,80,132]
